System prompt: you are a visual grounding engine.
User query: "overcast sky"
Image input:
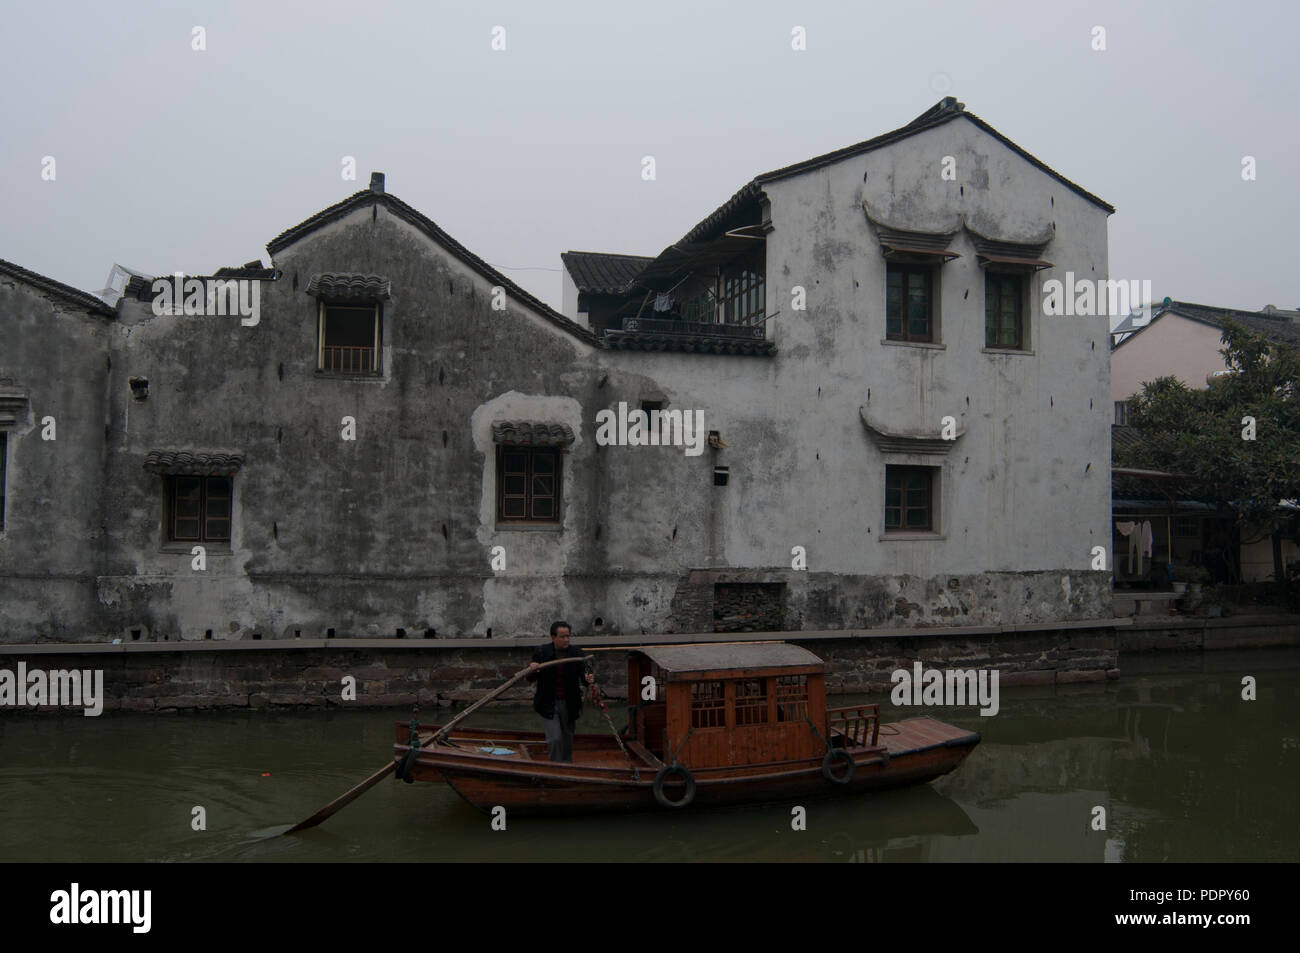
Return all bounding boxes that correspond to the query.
[2,0,1297,318]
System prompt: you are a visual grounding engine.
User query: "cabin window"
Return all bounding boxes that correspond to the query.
[774,674,809,722]
[690,681,726,729]
[734,678,769,726]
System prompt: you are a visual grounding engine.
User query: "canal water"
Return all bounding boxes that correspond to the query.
[1,649,1296,862]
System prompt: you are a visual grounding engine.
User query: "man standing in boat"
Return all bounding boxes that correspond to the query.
[527,621,594,762]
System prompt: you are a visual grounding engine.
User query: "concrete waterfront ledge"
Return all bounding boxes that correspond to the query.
[0,618,1132,655]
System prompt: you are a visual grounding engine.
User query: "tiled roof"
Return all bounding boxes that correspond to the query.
[306,273,391,301]
[265,189,598,347]
[0,257,116,317]
[666,98,1113,258]
[602,330,775,356]
[491,422,575,448]
[143,450,245,476]
[1115,300,1300,350]
[560,251,654,294]
[638,643,822,674]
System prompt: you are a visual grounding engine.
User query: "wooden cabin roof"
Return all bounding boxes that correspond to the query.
[636,643,823,676]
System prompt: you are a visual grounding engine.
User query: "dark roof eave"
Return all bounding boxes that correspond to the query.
[0,258,116,318]
[266,191,598,347]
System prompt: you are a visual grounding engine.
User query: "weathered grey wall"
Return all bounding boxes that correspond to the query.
[2,113,1114,643]
[0,278,112,639]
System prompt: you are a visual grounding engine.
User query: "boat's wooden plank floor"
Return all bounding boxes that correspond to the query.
[879,717,976,754]
[419,733,644,767]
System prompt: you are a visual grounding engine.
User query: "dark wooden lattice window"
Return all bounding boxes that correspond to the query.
[885,466,933,532]
[496,447,561,523]
[985,273,1023,349]
[719,256,765,326]
[775,674,809,722]
[886,265,933,342]
[0,433,6,530]
[319,304,381,374]
[734,678,769,726]
[690,680,726,729]
[168,476,232,542]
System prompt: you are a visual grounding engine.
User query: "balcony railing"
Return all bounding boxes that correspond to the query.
[321,346,377,374]
[621,315,766,340]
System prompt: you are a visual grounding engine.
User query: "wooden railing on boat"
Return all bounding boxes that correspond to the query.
[827,704,880,747]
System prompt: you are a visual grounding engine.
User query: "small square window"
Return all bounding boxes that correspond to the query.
[985,273,1024,349]
[496,446,562,523]
[167,475,232,543]
[886,265,934,342]
[319,303,381,374]
[885,466,935,532]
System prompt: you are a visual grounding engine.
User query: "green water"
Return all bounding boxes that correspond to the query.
[1,649,1296,862]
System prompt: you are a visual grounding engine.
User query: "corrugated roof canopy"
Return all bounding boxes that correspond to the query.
[637,643,822,675]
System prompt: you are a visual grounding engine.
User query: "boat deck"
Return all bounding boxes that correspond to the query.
[878,717,978,755]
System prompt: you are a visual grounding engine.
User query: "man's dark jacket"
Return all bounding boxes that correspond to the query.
[526,642,586,722]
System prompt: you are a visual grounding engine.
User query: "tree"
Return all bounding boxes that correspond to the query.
[1119,320,1300,599]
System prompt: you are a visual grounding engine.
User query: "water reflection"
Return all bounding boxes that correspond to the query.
[0,649,1295,862]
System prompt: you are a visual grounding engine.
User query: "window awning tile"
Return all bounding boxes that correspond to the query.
[144,450,245,476]
[881,243,960,262]
[305,273,391,302]
[0,385,29,430]
[976,252,1054,271]
[491,422,575,448]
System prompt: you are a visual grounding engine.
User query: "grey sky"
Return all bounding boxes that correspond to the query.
[2,0,1297,316]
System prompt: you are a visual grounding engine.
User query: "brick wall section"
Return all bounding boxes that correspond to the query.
[3,618,1295,714]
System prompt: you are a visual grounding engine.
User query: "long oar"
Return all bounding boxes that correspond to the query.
[283,656,587,835]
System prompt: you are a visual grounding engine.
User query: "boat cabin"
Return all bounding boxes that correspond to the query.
[627,644,835,769]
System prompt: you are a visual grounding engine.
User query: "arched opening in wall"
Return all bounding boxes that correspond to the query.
[424,628,436,639]
[395,628,406,638]
[712,583,787,633]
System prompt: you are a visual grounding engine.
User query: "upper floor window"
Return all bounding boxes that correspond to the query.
[168,475,231,542]
[306,273,391,376]
[885,465,935,532]
[719,254,765,327]
[1114,401,1131,426]
[497,446,561,523]
[886,265,934,342]
[0,433,7,531]
[319,303,381,375]
[985,272,1025,349]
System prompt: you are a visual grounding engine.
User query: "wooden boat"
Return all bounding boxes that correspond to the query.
[393,643,979,814]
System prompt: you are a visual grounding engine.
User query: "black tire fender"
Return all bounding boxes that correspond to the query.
[652,764,696,808]
[822,748,855,785]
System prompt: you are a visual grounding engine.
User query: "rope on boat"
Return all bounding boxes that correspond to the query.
[587,661,640,782]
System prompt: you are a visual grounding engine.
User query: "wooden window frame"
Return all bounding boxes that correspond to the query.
[717,252,766,327]
[1114,401,1131,426]
[318,302,382,375]
[0,432,6,531]
[733,677,770,727]
[690,680,727,730]
[884,465,934,533]
[496,446,562,524]
[774,674,809,723]
[886,264,935,343]
[984,272,1024,350]
[166,475,232,543]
